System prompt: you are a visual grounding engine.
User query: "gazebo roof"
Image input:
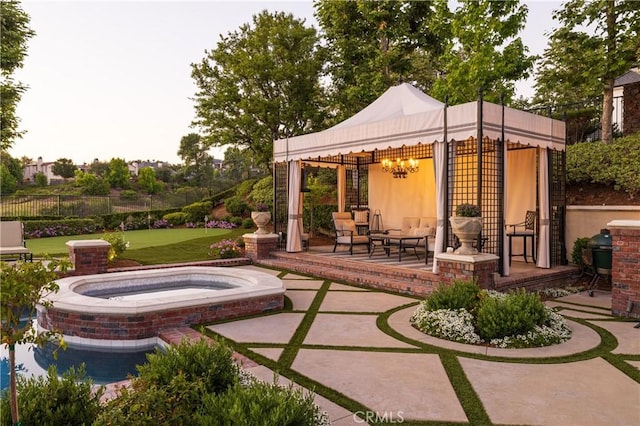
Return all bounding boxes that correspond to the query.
[273,84,565,162]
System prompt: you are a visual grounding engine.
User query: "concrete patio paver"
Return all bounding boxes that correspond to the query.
[207,312,304,344]
[283,279,325,290]
[319,290,417,313]
[200,268,639,425]
[292,349,468,423]
[588,320,640,354]
[460,356,640,426]
[286,289,317,311]
[304,313,417,348]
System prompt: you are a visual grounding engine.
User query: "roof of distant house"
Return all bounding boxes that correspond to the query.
[615,67,640,87]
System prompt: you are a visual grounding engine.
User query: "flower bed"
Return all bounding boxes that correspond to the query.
[410,282,572,349]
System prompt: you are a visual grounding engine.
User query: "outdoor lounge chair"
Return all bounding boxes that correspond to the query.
[332,212,370,255]
[0,221,33,261]
[352,208,370,235]
[507,210,537,266]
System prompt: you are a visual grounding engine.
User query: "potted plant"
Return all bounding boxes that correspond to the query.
[251,202,272,235]
[449,203,482,255]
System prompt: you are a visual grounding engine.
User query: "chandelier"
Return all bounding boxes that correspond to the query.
[381,157,419,179]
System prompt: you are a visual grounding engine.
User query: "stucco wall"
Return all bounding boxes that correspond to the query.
[565,205,640,262]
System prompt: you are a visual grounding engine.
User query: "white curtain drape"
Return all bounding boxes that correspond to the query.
[537,148,551,268]
[286,160,303,252]
[337,165,346,212]
[432,140,447,274]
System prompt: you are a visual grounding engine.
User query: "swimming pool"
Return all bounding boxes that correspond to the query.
[38,266,285,347]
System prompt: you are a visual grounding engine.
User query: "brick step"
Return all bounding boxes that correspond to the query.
[259,251,439,297]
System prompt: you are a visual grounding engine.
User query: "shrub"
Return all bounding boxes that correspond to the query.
[35,172,48,187]
[23,218,101,238]
[181,201,213,223]
[119,189,138,200]
[242,217,254,228]
[229,216,243,226]
[475,289,547,341]
[0,365,103,426]
[224,195,249,217]
[197,380,329,426]
[455,203,481,217]
[163,212,187,226]
[566,133,640,194]
[248,175,273,208]
[571,237,592,266]
[209,239,243,259]
[424,280,482,312]
[205,220,237,229]
[102,231,128,262]
[235,178,257,197]
[95,339,240,424]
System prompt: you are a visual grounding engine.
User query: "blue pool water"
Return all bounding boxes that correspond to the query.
[0,321,155,391]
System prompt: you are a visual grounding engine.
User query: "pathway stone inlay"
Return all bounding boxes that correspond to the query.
[207,313,304,344]
[588,320,640,354]
[292,349,468,423]
[319,290,417,313]
[460,357,640,426]
[304,313,416,348]
[285,290,317,311]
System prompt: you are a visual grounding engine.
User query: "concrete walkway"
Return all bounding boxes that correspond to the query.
[197,265,640,425]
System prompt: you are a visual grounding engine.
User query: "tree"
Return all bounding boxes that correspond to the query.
[0,163,18,195]
[178,133,213,188]
[0,150,23,183]
[430,0,536,105]
[107,157,130,189]
[222,146,253,182]
[74,169,110,195]
[191,11,326,170]
[0,1,36,150]
[87,160,110,177]
[1,258,70,425]
[51,158,77,180]
[138,166,162,194]
[315,0,442,122]
[533,28,605,107]
[34,171,47,186]
[552,0,639,143]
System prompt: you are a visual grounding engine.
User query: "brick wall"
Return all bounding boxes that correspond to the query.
[623,82,640,135]
[66,240,110,275]
[38,294,284,340]
[609,221,640,318]
[243,233,278,261]
[435,253,498,289]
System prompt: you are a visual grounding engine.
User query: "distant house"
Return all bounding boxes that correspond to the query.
[128,160,168,176]
[613,66,640,135]
[22,157,70,184]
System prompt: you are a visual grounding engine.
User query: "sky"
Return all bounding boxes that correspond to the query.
[10,0,563,166]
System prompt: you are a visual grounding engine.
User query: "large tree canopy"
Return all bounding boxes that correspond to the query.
[548,0,639,143]
[178,133,213,188]
[191,11,326,170]
[0,0,35,150]
[315,0,442,122]
[430,0,535,105]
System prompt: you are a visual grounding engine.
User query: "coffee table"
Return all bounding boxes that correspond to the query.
[368,234,428,263]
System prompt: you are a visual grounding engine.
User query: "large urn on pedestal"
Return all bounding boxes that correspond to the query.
[251,211,271,235]
[449,216,483,255]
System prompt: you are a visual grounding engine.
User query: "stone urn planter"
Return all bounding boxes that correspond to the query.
[450,203,482,255]
[251,211,271,235]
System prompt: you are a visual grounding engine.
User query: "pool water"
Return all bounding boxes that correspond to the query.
[0,321,155,391]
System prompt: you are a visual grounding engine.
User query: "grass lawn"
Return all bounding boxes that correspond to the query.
[23,228,248,258]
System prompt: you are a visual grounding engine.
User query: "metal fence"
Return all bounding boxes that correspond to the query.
[0,191,208,218]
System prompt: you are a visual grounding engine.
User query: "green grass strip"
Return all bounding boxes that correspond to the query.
[440,354,491,425]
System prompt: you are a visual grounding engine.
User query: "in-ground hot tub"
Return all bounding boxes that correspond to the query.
[37,266,285,348]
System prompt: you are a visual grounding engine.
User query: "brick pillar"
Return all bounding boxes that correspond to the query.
[608,220,640,318]
[435,253,499,289]
[66,239,111,275]
[243,233,278,261]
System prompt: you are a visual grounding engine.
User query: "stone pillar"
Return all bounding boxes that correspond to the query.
[66,239,111,275]
[435,253,499,289]
[608,220,640,318]
[243,233,279,261]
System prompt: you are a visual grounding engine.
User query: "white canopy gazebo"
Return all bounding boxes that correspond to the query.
[273,83,566,276]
